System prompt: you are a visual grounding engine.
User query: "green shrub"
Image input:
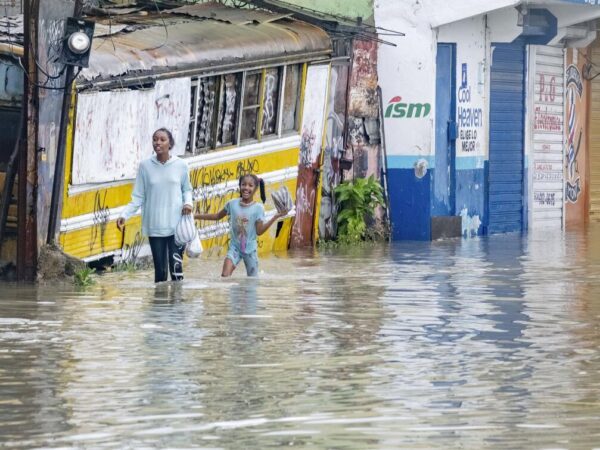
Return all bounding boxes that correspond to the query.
[334,175,384,243]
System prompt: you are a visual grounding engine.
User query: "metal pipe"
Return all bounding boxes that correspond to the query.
[376,85,391,241]
[0,42,25,57]
[46,66,75,245]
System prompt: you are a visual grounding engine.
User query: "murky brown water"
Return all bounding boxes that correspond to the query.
[1,225,600,449]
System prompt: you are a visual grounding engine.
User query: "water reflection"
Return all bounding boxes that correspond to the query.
[1,227,600,448]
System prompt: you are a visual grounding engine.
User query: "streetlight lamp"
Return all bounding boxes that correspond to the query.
[59,17,95,67]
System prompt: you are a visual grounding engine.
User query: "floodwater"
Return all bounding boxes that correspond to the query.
[1,226,600,449]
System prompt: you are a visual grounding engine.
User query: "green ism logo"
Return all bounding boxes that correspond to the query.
[384,96,431,119]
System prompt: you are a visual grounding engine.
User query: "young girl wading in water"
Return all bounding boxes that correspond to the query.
[195,174,287,277]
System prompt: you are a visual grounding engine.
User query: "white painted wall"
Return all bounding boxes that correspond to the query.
[375,0,597,169]
[427,0,519,27]
[547,4,600,28]
[374,0,436,164]
[487,7,523,42]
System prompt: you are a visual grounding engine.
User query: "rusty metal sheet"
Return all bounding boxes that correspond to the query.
[93,22,129,37]
[167,3,292,25]
[79,6,331,83]
[94,7,142,16]
[291,64,329,249]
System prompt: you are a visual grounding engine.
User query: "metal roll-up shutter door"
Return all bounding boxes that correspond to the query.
[531,45,565,228]
[590,43,600,221]
[489,40,526,233]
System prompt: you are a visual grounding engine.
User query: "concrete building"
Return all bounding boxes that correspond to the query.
[375,0,600,240]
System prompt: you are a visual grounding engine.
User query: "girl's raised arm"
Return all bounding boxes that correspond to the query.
[256,211,285,236]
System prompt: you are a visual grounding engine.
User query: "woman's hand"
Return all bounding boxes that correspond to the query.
[116,217,125,231]
[182,204,193,215]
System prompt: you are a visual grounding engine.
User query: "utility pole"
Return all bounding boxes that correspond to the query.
[17,0,39,282]
[18,0,86,281]
[46,0,85,246]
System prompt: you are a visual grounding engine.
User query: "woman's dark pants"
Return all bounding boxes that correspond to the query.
[148,236,184,282]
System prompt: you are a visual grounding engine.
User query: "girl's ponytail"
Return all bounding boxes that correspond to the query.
[259,178,266,204]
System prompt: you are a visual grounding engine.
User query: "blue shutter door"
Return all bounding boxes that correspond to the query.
[489,41,526,233]
[433,43,456,216]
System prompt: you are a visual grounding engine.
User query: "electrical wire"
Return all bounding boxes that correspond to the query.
[3,0,87,91]
[140,0,169,51]
[249,0,404,37]
[18,54,83,90]
[26,0,71,86]
[92,0,118,53]
[4,0,75,89]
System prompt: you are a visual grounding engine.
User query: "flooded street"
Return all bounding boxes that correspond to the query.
[1,226,600,449]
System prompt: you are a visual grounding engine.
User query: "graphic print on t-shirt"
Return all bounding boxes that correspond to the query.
[235,215,249,253]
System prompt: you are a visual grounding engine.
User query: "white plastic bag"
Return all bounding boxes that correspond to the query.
[175,214,197,247]
[186,231,203,258]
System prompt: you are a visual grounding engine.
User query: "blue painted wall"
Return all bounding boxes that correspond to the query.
[455,157,487,237]
[387,157,432,240]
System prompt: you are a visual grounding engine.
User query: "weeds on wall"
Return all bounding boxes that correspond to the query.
[320,175,385,248]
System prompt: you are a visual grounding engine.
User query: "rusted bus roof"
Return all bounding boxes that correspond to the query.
[79,5,331,85]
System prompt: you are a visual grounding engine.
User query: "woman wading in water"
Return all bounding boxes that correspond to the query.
[117,128,193,282]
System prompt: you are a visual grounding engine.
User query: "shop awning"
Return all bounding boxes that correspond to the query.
[431,0,600,27]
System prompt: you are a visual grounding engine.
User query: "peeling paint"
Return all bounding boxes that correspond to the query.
[348,40,379,118]
[72,78,191,185]
[291,64,329,248]
[460,208,481,238]
[414,158,428,179]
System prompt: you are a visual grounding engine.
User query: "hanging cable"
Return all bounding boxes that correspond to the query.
[3,2,80,90]
[140,0,168,51]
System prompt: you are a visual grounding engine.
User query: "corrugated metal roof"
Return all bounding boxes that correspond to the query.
[166,3,293,25]
[0,15,23,44]
[79,2,331,85]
